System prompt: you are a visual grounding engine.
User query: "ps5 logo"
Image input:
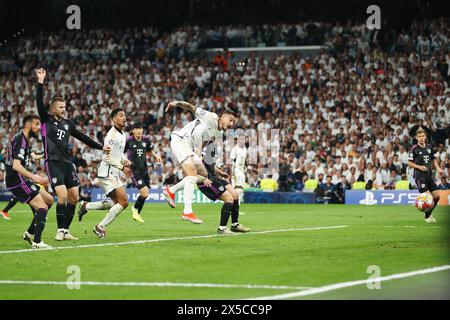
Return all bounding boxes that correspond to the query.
[359,191,420,205]
[381,193,418,204]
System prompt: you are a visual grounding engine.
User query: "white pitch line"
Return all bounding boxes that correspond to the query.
[366,226,442,228]
[0,280,312,291]
[0,225,348,255]
[246,265,450,300]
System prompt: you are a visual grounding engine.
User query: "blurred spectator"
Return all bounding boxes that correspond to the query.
[438,176,450,190]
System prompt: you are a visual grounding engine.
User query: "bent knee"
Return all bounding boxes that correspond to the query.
[119,200,129,208]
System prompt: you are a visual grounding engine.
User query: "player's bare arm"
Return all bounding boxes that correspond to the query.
[12,159,48,186]
[165,101,196,113]
[408,160,427,172]
[149,150,162,163]
[433,159,443,175]
[30,152,44,161]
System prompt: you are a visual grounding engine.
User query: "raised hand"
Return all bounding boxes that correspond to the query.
[36,68,46,84]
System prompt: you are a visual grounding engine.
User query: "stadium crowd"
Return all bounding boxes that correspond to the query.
[0,18,449,200]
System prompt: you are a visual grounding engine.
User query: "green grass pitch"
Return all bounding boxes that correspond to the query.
[0,202,449,300]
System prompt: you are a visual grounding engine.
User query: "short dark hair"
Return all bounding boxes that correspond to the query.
[50,96,65,107]
[131,122,143,130]
[111,108,125,119]
[22,114,40,127]
[222,109,239,118]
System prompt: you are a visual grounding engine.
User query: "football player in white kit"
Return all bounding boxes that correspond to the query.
[163,101,238,224]
[230,137,247,205]
[78,109,131,238]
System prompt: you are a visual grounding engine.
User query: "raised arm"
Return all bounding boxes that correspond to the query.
[165,101,196,114]
[35,68,50,122]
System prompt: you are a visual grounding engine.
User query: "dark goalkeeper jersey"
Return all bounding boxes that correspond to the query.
[408,143,435,177]
[125,136,153,173]
[36,84,103,164]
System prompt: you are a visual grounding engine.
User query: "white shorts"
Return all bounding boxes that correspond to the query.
[233,168,246,187]
[170,135,202,166]
[99,170,124,196]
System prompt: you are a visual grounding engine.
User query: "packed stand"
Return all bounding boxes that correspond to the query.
[0,18,449,200]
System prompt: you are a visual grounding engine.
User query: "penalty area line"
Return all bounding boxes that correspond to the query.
[0,225,348,255]
[245,265,450,300]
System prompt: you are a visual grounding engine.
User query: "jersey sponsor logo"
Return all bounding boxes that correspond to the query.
[137,149,144,157]
[56,129,66,140]
[423,155,429,163]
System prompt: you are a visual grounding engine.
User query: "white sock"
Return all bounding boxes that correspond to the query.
[87,200,114,210]
[183,176,198,214]
[169,179,186,194]
[219,226,227,230]
[99,203,124,228]
[237,188,244,205]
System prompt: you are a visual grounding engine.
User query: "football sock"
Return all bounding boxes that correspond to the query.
[56,203,66,230]
[86,200,114,210]
[183,176,198,214]
[426,197,439,217]
[220,202,233,227]
[134,195,146,214]
[3,197,18,213]
[64,203,76,230]
[169,178,186,194]
[99,203,124,228]
[27,207,37,234]
[231,199,239,224]
[33,208,48,243]
[237,188,244,205]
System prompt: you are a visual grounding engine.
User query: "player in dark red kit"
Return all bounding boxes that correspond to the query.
[5,115,54,248]
[125,123,162,223]
[407,128,443,223]
[35,68,110,240]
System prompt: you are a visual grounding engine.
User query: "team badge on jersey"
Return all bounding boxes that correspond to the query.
[52,177,58,184]
[64,124,69,130]
[138,180,143,185]
[31,185,37,191]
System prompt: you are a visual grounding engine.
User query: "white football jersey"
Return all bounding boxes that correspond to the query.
[230,145,247,170]
[171,107,221,154]
[98,126,127,177]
